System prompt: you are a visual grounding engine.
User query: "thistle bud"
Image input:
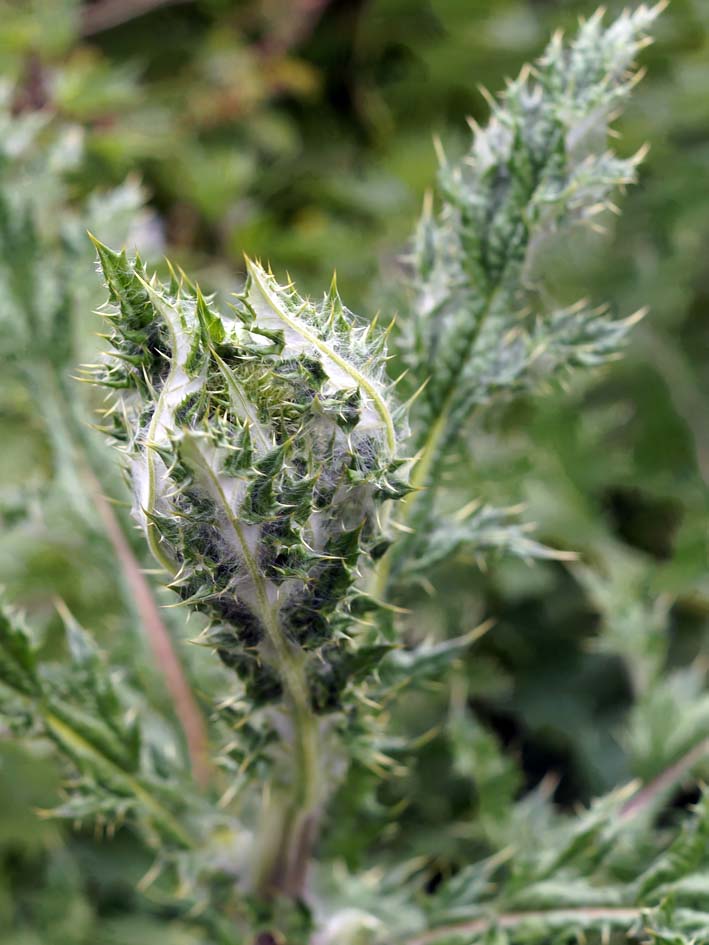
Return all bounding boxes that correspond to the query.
[88,240,405,709]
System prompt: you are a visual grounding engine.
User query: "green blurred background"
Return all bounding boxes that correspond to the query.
[1,0,708,941]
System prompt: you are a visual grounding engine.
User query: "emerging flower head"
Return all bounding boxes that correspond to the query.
[89,240,406,707]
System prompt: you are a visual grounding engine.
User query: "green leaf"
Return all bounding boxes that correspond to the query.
[0,604,40,698]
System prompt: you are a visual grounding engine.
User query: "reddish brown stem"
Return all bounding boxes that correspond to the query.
[621,737,709,819]
[84,464,211,787]
[259,0,332,57]
[406,907,643,945]
[406,741,709,945]
[81,0,192,36]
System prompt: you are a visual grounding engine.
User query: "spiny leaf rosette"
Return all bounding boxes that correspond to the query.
[88,241,406,712]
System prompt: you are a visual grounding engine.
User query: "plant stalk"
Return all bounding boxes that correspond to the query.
[620,736,709,819]
[252,608,321,899]
[403,906,643,945]
[371,286,503,602]
[371,400,451,601]
[173,435,323,897]
[80,0,191,36]
[26,362,211,785]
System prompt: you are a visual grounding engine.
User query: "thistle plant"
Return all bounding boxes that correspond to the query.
[86,240,406,894]
[4,5,709,945]
[375,2,663,594]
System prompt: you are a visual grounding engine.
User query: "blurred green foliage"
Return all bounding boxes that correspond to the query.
[1,0,709,942]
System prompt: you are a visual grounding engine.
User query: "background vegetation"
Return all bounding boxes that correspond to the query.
[1,0,708,942]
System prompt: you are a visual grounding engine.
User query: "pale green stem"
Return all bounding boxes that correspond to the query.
[371,399,451,601]
[251,602,320,898]
[372,285,503,601]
